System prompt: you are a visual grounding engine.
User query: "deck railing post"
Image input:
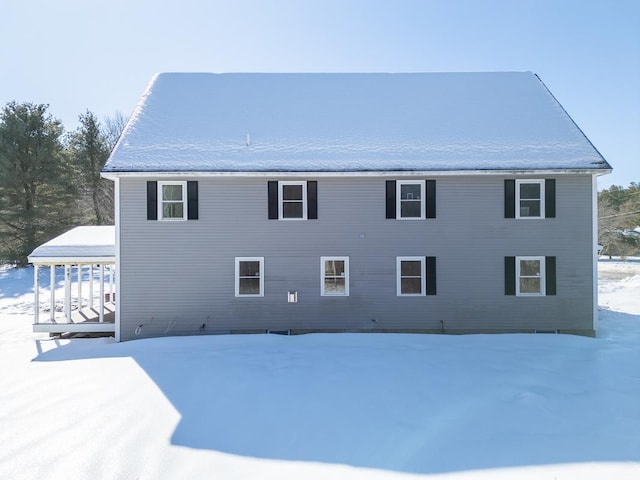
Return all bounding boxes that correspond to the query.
[77,264,83,308]
[99,264,105,323]
[50,265,55,321]
[64,265,71,322]
[109,265,114,303]
[34,265,39,325]
[89,264,94,309]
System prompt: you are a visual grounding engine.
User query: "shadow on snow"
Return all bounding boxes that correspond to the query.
[32,310,640,475]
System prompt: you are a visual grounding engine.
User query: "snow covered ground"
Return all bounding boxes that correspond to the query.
[0,260,639,479]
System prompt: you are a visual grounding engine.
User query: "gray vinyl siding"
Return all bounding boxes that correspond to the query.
[117,174,595,341]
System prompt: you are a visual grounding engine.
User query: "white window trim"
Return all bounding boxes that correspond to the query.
[320,256,350,296]
[516,255,546,296]
[515,179,545,219]
[157,181,187,221]
[235,257,264,297]
[396,180,425,220]
[278,180,307,220]
[396,256,426,296]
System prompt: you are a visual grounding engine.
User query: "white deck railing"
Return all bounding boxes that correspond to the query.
[32,263,116,331]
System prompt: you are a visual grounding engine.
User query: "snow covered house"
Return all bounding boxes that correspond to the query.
[101,72,611,342]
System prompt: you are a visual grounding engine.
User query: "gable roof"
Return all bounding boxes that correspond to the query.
[103,72,611,174]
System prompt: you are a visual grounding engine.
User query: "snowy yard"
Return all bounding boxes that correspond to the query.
[0,261,639,479]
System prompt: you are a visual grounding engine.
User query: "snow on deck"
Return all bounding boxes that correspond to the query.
[103,72,611,173]
[28,226,115,263]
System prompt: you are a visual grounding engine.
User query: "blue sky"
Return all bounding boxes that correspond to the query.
[1,0,637,188]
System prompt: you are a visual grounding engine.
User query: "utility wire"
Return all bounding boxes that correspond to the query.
[599,210,640,219]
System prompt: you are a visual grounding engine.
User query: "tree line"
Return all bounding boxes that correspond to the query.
[599,182,640,258]
[0,102,125,266]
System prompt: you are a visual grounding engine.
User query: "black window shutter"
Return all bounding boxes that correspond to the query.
[505,256,516,295]
[426,180,436,219]
[187,181,198,220]
[426,256,437,295]
[504,180,515,218]
[545,179,556,218]
[307,181,318,219]
[545,256,557,295]
[386,180,396,219]
[147,181,158,220]
[267,181,278,219]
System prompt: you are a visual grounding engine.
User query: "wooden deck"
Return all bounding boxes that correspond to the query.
[33,302,116,334]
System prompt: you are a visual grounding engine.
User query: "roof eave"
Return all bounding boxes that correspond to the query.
[28,256,116,265]
[101,167,612,180]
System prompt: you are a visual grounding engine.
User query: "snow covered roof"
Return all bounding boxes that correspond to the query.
[28,226,115,264]
[103,72,611,174]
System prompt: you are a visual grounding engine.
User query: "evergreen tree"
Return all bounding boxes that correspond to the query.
[0,102,77,265]
[67,111,113,224]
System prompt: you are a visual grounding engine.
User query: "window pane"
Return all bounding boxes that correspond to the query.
[520,183,540,200]
[520,200,540,217]
[239,278,260,294]
[520,260,541,277]
[324,278,345,294]
[400,184,421,200]
[401,260,422,276]
[520,278,541,294]
[162,184,183,201]
[400,201,421,218]
[239,261,260,277]
[163,202,183,218]
[324,260,345,276]
[282,184,303,200]
[401,278,422,294]
[283,202,303,218]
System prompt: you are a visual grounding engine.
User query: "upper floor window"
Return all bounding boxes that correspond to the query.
[397,181,425,219]
[279,181,307,220]
[504,179,555,219]
[158,181,187,220]
[321,257,349,296]
[268,181,318,220]
[386,180,436,220]
[516,180,544,218]
[146,180,198,221]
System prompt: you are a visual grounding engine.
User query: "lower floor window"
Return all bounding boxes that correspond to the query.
[397,257,425,296]
[231,255,440,298]
[516,256,545,296]
[321,256,349,296]
[235,257,264,297]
